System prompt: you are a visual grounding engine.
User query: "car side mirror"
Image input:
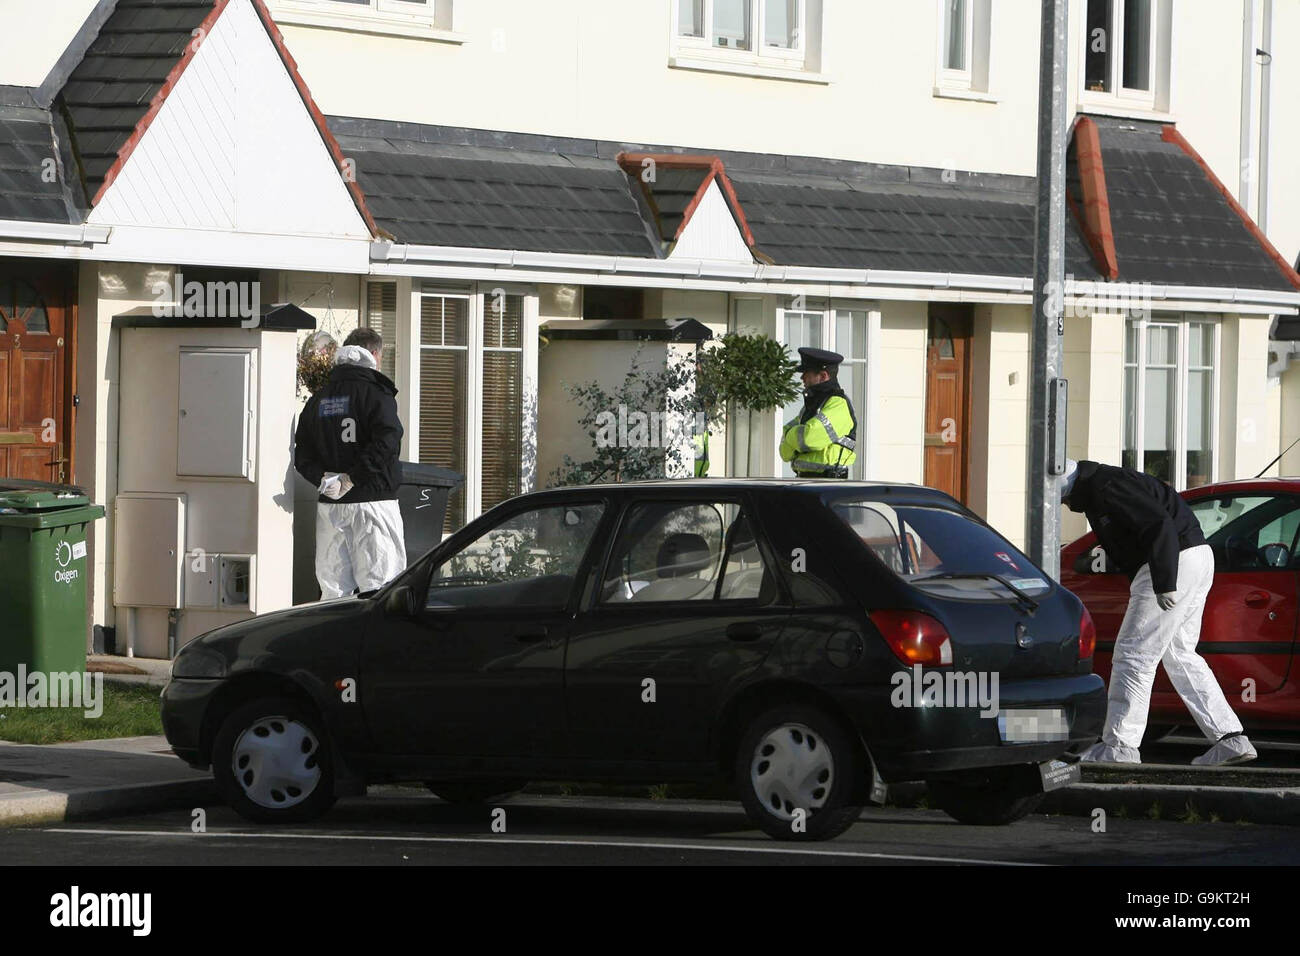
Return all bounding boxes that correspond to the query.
[384,585,417,618]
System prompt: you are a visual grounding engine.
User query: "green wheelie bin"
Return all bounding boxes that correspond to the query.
[0,486,105,675]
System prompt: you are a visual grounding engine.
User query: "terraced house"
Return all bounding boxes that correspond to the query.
[2,0,1299,657]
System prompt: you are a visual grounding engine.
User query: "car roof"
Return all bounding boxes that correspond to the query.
[1181,477,1300,497]
[528,478,953,496]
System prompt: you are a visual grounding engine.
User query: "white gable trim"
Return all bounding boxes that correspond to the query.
[89,0,369,251]
[667,179,754,262]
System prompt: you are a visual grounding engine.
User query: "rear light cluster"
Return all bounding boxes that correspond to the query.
[1078,606,1097,660]
[869,610,953,666]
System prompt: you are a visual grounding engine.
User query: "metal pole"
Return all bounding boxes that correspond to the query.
[1027,0,1068,578]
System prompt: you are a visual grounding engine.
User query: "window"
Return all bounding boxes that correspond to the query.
[482,291,524,513]
[415,284,537,535]
[601,501,774,604]
[426,503,604,609]
[777,299,869,479]
[671,0,823,78]
[0,279,50,334]
[833,500,1051,599]
[1190,495,1300,571]
[1122,316,1218,490]
[420,291,470,532]
[1083,0,1158,107]
[269,0,457,39]
[935,0,991,96]
[364,281,398,381]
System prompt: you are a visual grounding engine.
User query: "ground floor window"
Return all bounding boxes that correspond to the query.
[1122,315,1218,489]
[776,298,870,479]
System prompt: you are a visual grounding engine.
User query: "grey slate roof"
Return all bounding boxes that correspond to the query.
[0,87,82,224]
[58,0,212,202]
[1088,116,1296,292]
[330,124,659,257]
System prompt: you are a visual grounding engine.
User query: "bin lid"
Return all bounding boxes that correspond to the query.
[399,461,465,487]
[0,477,87,496]
[0,489,92,512]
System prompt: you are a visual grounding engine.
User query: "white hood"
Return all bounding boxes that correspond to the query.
[334,344,378,370]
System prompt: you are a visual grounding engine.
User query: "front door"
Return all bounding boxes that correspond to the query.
[360,500,608,758]
[0,267,71,482]
[923,305,972,503]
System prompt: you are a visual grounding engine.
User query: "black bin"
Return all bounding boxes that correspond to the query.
[397,461,464,563]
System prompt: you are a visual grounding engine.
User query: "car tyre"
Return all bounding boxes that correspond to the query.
[927,768,1044,826]
[425,780,527,804]
[212,697,336,824]
[735,704,863,842]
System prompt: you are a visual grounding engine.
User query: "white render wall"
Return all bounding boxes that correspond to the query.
[0,0,100,86]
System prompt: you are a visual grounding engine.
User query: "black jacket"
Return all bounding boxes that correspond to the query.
[1066,460,1205,593]
[294,363,403,503]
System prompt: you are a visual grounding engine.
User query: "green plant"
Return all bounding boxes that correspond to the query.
[695,332,800,475]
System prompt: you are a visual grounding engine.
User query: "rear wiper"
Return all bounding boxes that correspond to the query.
[911,571,1039,614]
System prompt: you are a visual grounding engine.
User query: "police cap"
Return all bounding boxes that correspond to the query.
[796,347,844,373]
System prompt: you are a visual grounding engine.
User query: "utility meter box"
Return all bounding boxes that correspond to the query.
[111,304,312,657]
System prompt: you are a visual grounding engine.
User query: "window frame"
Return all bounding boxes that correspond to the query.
[937,0,975,88]
[1080,0,1160,111]
[1123,314,1221,492]
[267,0,463,41]
[671,0,809,68]
[774,297,875,480]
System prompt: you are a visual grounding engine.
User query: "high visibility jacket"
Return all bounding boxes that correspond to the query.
[693,429,710,477]
[780,392,858,476]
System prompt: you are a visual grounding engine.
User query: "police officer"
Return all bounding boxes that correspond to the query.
[780,347,858,478]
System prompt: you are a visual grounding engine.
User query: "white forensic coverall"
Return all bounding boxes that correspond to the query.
[306,345,408,599]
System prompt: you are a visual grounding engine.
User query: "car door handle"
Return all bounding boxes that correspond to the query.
[514,626,549,643]
[1245,591,1270,608]
[726,622,763,642]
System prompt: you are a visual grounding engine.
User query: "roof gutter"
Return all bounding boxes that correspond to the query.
[0,219,111,244]
[371,241,1300,310]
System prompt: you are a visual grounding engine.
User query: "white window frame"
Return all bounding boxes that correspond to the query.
[670,0,825,81]
[773,297,877,480]
[409,282,538,535]
[268,0,463,42]
[933,0,994,99]
[1079,0,1160,112]
[1124,314,1221,491]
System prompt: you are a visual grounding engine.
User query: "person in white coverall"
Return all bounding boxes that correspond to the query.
[294,328,407,599]
[1061,459,1256,766]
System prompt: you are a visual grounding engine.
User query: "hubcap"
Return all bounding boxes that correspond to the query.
[750,722,834,821]
[231,716,322,810]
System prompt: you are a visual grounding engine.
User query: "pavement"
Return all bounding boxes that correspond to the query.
[0,653,1292,830]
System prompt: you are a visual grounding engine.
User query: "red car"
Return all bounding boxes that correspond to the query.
[1061,477,1300,734]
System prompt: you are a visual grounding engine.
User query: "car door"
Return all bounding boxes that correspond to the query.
[564,496,789,764]
[1185,493,1299,698]
[361,499,608,758]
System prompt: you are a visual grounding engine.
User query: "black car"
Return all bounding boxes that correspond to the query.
[162,480,1104,841]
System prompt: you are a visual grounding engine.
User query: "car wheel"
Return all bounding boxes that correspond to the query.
[212,697,337,824]
[735,704,863,842]
[425,780,527,804]
[927,768,1044,826]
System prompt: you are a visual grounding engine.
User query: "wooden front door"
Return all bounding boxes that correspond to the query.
[0,267,71,483]
[923,305,972,502]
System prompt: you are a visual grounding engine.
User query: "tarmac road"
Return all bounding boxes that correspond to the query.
[4,789,1298,866]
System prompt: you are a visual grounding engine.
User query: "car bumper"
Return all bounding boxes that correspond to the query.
[160,677,225,769]
[834,673,1106,782]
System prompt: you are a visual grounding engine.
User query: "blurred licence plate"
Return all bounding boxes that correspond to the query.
[998,708,1069,743]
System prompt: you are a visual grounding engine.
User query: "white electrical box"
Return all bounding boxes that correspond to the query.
[114,493,186,608]
[219,554,254,610]
[184,551,220,609]
[177,348,256,479]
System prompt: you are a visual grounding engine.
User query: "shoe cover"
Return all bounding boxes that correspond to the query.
[1078,741,1142,764]
[1191,734,1257,767]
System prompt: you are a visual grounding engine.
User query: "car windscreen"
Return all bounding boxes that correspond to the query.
[831,500,1051,601]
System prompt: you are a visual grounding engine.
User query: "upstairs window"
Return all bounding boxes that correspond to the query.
[672,0,823,78]
[1082,0,1161,109]
[935,0,992,97]
[269,0,457,39]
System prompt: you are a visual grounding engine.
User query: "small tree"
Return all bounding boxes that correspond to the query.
[696,332,800,475]
[550,346,716,486]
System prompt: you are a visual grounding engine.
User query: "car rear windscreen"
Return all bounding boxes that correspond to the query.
[831,500,1050,601]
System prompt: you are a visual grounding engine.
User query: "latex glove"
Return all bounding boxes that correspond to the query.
[1157,591,1178,611]
[319,472,353,500]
